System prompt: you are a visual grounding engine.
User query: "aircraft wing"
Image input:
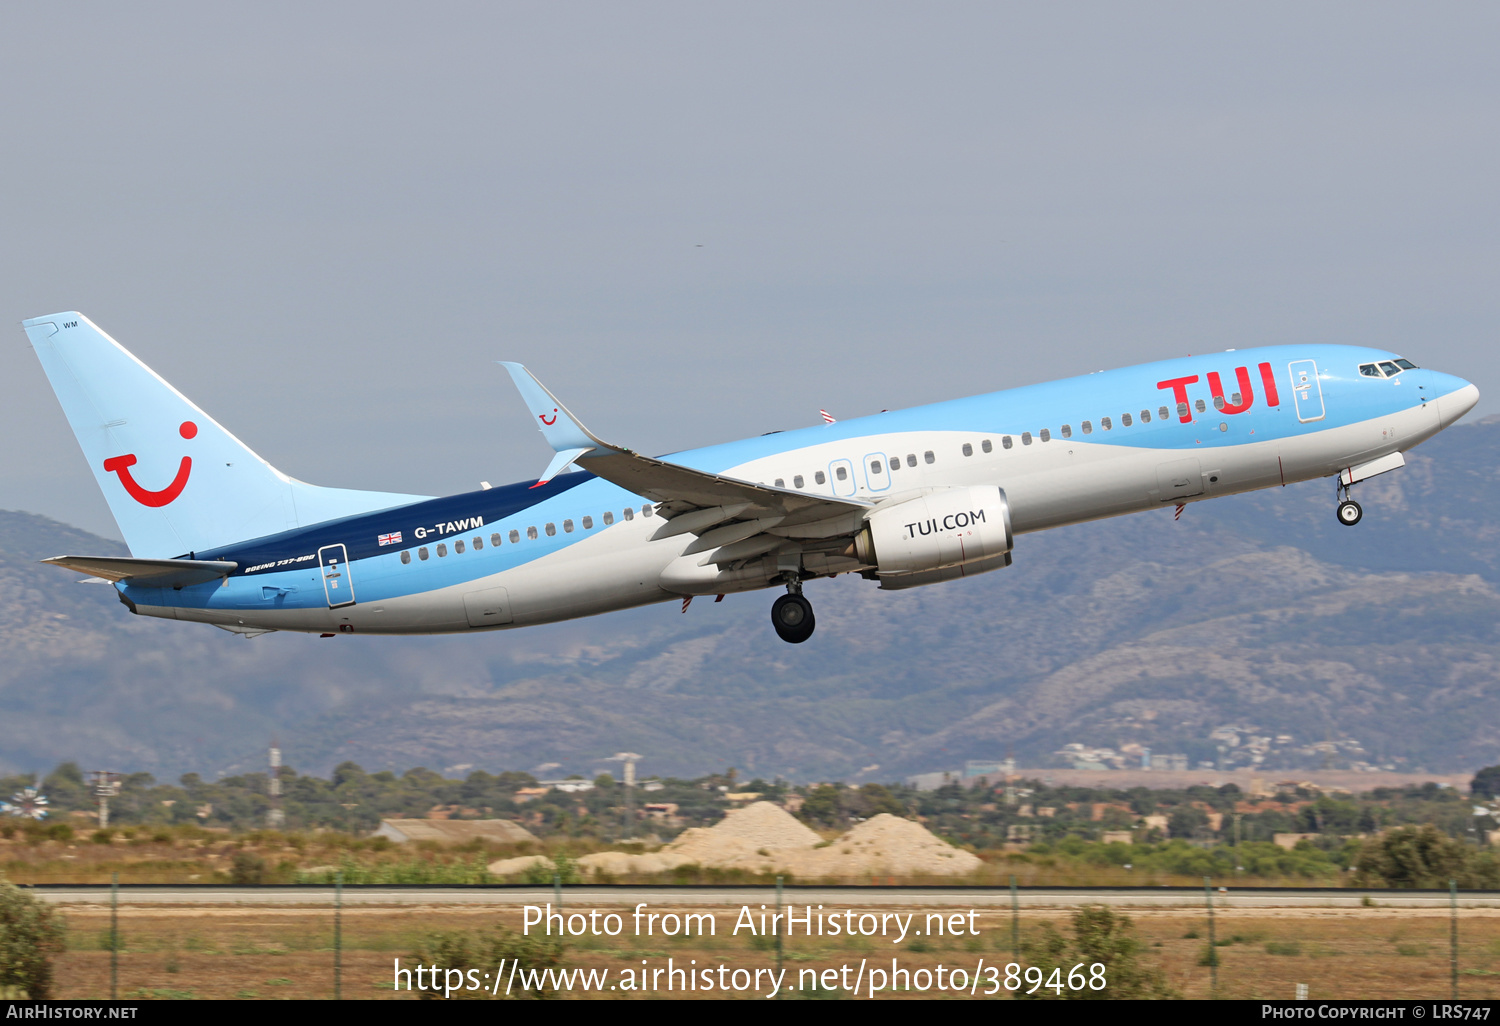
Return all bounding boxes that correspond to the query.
[41,555,238,588]
[499,363,871,535]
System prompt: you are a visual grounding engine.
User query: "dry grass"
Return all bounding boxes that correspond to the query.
[41,902,1500,1000]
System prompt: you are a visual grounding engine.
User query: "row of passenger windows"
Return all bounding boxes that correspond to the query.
[398,505,656,564]
[771,450,940,490]
[765,400,1213,491]
[958,401,1208,454]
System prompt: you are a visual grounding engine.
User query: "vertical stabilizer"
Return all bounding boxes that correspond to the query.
[23,313,431,557]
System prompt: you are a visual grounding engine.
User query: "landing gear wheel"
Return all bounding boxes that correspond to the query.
[1336,499,1363,526]
[771,593,816,644]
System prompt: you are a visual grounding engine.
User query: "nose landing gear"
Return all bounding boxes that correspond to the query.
[1335,480,1363,527]
[771,579,815,644]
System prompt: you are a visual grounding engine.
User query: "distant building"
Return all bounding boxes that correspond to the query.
[1273,833,1321,850]
[1101,831,1134,845]
[907,771,958,791]
[374,819,537,844]
[539,779,595,793]
[643,802,680,824]
[964,761,1003,777]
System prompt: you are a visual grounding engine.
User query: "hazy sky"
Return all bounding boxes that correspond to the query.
[3,3,1496,542]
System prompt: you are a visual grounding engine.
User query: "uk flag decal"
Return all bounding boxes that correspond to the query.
[378,532,402,547]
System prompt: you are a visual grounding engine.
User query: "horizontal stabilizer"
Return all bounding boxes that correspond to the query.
[41,555,237,588]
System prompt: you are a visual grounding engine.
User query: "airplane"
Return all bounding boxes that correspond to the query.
[22,312,1479,644]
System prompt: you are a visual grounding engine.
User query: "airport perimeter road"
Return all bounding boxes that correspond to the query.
[28,885,1500,908]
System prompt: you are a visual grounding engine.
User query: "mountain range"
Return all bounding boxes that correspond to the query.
[1,416,1497,783]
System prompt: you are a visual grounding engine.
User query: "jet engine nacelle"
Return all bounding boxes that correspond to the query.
[857,486,1013,581]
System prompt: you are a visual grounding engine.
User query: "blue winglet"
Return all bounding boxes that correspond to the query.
[498,362,599,453]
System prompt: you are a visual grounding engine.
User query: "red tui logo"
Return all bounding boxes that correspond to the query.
[1158,364,1280,421]
[102,421,196,507]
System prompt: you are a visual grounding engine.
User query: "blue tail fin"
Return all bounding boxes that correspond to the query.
[23,313,431,557]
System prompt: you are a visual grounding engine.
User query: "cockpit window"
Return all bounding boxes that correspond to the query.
[1379,361,1400,376]
[1395,358,1417,370]
[1359,363,1382,378]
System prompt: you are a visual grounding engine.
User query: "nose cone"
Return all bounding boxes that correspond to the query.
[1438,381,1480,428]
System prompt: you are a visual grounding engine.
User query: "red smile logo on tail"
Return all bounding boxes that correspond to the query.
[539,409,559,426]
[102,421,197,507]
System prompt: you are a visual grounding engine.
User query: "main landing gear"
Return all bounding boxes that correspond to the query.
[771,579,815,644]
[1335,480,1362,527]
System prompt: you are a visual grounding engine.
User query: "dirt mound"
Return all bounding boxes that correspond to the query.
[574,803,979,879]
[576,851,692,876]
[784,814,982,877]
[486,854,551,877]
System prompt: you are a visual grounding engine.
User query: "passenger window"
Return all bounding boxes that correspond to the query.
[774,478,784,488]
[454,540,465,554]
[869,460,883,475]
[1021,432,1032,445]
[491,533,502,547]
[642,505,654,517]
[400,550,411,564]
[1002,436,1013,449]
[527,526,539,539]
[1379,361,1400,376]
[1101,417,1112,430]
[889,457,900,471]
[1195,399,1206,413]
[961,443,973,457]
[602,512,614,526]
[1082,421,1092,435]
[1177,402,1189,419]
[793,475,804,488]
[1060,424,1072,439]
[1359,363,1381,377]
[436,543,447,557]
[510,529,521,543]
[981,439,992,453]
[834,466,848,481]
[473,537,483,550]
[419,547,429,560]
[906,454,917,467]
[1395,358,1417,370]
[1039,428,1051,442]
[563,519,574,533]
[1140,409,1150,423]
[623,508,634,521]
[582,516,593,529]
[1121,413,1133,426]
[1159,406,1169,421]
[545,523,557,536]
[923,451,935,464]
[1230,393,1241,406]
[1213,395,1225,411]
[815,471,826,484]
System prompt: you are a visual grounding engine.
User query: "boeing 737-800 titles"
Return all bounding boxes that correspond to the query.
[22,313,1479,643]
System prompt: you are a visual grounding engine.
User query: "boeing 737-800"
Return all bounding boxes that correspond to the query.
[23,313,1479,643]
